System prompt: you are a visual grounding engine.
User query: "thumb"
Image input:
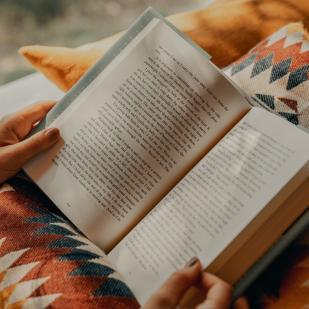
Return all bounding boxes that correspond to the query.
[144,257,202,309]
[8,127,60,165]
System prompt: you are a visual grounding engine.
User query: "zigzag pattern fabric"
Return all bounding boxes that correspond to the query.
[225,23,309,128]
[0,179,139,309]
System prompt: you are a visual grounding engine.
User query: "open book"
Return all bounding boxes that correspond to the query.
[24,8,309,305]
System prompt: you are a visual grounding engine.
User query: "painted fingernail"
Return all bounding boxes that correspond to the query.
[45,128,60,142]
[185,257,199,268]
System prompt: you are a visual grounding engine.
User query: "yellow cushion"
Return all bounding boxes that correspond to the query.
[19,0,309,91]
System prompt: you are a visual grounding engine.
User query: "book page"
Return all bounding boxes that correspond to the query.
[24,17,249,251]
[108,107,309,304]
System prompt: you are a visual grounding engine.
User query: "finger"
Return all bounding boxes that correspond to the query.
[196,273,232,309]
[16,101,55,125]
[1,101,56,140]
[234,297,250,309]
[144,257,202,309]
[5,127,60,166]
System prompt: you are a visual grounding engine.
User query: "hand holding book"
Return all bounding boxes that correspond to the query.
[0,101,60,184]
[144,257,249,309]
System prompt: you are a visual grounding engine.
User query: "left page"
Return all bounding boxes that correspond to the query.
[24,16,250,252]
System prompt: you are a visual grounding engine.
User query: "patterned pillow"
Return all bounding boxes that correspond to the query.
[225,22,309,129]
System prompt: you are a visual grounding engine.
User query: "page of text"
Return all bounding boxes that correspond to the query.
[108,107,309,304]
[25,18,249,251]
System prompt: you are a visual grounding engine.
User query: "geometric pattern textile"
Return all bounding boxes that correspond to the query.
[0,178,139,309]
[225,22,309,129]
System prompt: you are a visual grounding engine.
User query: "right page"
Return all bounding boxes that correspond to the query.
[108,107,309,305]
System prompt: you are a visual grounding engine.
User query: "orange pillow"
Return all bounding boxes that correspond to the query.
[19,0,309,91]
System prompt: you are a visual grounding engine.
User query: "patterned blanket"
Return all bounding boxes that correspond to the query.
[0,178,139,308]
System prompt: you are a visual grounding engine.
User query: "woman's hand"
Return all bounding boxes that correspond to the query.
[144,257,249,309]
[0,101,60,184]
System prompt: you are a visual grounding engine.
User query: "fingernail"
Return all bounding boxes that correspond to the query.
[185,257,199,268]
[45,127,60,142]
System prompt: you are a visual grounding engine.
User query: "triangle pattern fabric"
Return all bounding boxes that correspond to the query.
[225,22,309,129]
[266,25,288,47]
[60,249,100,261]
[256,94,275,110]
[278,98,298,112]
[70,262,114,277]
[0,238,62,309]
[94,278,135,298]
[284,31,303,48]
[251,53,273,78]
[22,294,62,309]
[300,40,309,53]
[278,112,299,125]
[287,64,309,90]
[0,188,139,308]
[269,58,291,83]
[231,54,256,76]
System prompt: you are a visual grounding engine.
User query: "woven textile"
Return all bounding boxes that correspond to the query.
[225,23,309,129]
[0,178,139,309]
